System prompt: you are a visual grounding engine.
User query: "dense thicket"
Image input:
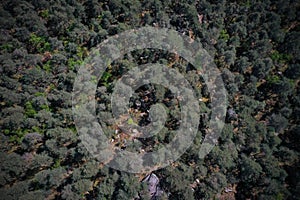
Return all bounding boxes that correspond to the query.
[0,0,299,199]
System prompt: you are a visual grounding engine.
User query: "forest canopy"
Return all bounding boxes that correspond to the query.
[0,0,299,199]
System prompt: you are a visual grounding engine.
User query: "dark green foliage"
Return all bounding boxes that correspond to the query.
[159,164,195,199]
[21,132,43,151]
[0,152,25,185]
[72,179,93,196]
[281,32,300,58]
[112,173,143,199]
[95,170,119,199]
[0,0,299,199]
[19,190,48,200]
[208,141,238,172]
[267,113,288,134]
[285,63,300,79]
[33,167,67,189]
[240,154,262,183]
[0,180,38,200]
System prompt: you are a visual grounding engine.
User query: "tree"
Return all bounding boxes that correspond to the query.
[240,154,263,183]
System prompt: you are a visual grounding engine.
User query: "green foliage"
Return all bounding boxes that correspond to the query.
[42,61,52,72]
[160,164,195,199]
[96,171,119,199]
[25,101,37,117]
[76,46,88,60]
[127,117,138,126]
[270,50,292,63]
[0,0,299,199]
[67,58,83,71]
[240,154,262,183]
[33,167,67,189]
[29,33,51,53]
[241,0,251,7]
[113,173,142,199]
[219,29,230,41]
[100,71,113,87]
[0,43,14,53]
[39,9,49,19]
[0,151,26,186]
[72,179,93,196]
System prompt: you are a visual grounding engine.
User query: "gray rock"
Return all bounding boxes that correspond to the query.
[227,108,237,120]
[142,173,164,199]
